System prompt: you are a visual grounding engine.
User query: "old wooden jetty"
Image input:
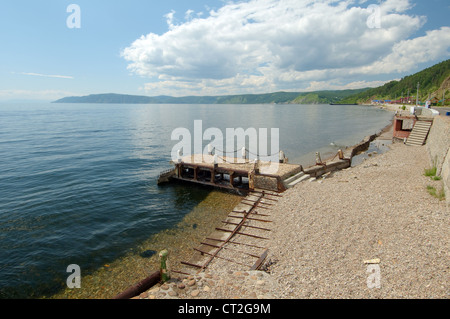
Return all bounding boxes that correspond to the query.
[157,153,303,193]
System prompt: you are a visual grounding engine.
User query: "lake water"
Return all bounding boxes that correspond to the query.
[0,103,393,298]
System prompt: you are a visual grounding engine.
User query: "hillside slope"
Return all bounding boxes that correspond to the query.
[341,59,450,104]
[54,89,368,105]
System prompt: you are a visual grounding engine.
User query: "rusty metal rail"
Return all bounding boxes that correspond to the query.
[179,190,280,273]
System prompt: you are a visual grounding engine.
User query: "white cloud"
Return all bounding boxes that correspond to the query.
[122,0,449,95]
[355,27,450,74]
[18,72,74,79]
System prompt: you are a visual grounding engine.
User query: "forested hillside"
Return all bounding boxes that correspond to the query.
[340,59,450,104]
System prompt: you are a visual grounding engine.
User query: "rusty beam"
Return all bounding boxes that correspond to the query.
[193,247,249,267]
[232,210,271,217]
[241,202,270,210]
[200,242,260,258]
[215,227,269,240]
[241,198,274,205]
[221,220,271,231]
[113,271,160,299]
[250,249,269,271]
[258,196,278,202]
[227,215,272,223]
[196,193,265,271]
[205,237,266,250]
[181,261,203,268]
[249,190,283,197]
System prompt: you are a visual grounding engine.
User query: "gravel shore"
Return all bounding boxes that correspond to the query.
[266,142,448,299]
[140,138,448,299]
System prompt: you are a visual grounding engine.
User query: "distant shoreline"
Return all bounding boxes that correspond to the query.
[52,89,370,105]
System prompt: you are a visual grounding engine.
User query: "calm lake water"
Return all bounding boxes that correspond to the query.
[0,103,393,298]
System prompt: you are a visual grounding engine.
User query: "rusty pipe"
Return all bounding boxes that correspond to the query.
[113,271,160,299]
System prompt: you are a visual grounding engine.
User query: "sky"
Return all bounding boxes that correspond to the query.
[0,0,449,101]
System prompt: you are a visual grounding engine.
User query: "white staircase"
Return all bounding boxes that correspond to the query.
[406,121,432,146]
[283,171,310,189]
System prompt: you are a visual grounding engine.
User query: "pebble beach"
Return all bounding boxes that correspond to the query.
[137,123,449,299]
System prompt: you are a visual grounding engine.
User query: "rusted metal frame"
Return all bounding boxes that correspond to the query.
[241,199,271,206]
[241,198,274,205]
[173,176,235,190]
[200,242,261,258]
[205,237,267,250]
[250,190,283,197]
[232,210,271,217]
[215,227,269,240]
[229,171,235,187]
[258,196,278,202]
[181,163,249,176]
[241,202,270,210]
[250,249,269,271]
[181,261,203,268]
[256,198,278,203]
[227,215,273,223]
[193,166,198,181]
[193,247,249,267]
[197,194,264,271]
[221,220,271,231]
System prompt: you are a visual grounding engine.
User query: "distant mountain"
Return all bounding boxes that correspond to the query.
[53,89,369,105]
[340,59,450,104]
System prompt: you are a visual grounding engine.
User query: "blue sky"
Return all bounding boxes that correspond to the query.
[0,0,449,101]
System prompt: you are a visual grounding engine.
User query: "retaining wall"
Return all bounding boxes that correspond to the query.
[426,115,450,205]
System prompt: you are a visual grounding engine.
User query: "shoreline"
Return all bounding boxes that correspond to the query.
[48,104,397,299]
[137,129,448,299]
[109,108,397,299]
[135,105,448,299]
[49,105,394,299]
[133,117,416,299]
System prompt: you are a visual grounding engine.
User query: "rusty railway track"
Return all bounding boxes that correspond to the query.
[179,190,280,273]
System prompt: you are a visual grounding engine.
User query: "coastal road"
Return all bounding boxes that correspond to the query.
[434,107,450,115]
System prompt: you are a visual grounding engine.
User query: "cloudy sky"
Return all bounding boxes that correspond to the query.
[0,0,449,101]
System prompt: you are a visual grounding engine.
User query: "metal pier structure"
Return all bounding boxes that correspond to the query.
[158,153,303,193]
